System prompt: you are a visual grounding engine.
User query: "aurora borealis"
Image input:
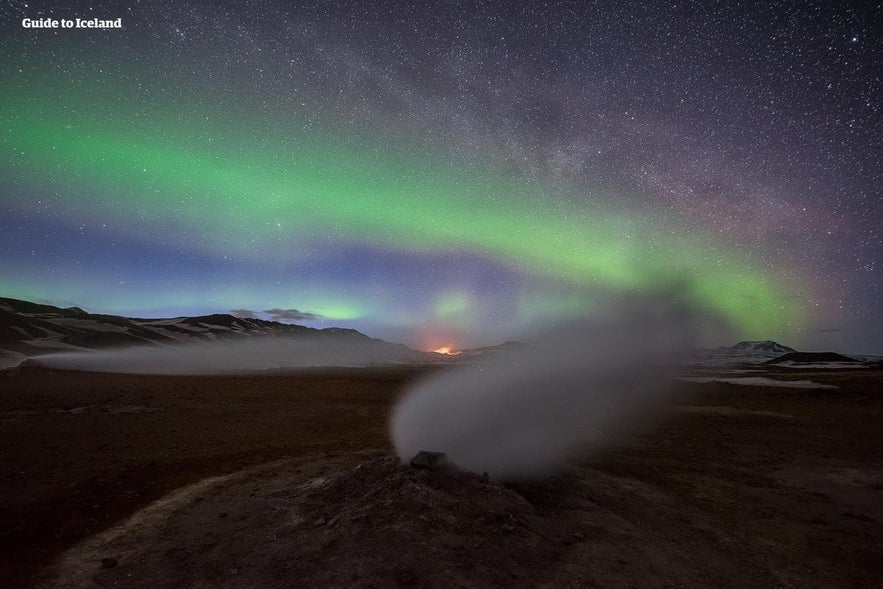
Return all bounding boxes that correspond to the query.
[1,1,880,352]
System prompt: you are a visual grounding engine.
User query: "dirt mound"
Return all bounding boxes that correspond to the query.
[290,457,571,586]
[41,455,818,587]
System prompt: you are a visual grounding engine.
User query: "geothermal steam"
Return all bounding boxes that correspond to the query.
[391,295,705,480]
[31,337,420,374]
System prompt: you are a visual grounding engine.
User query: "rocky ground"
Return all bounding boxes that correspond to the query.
[2,366,882,587]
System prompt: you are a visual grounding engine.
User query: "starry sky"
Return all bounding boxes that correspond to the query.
[1,0,880,353]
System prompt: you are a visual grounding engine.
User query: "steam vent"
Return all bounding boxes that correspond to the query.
[41,455,812,587]
[409,450,450,471]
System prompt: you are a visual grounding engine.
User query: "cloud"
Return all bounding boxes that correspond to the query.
[263,308,323,322]
[815,327,842,333]
[229,308,323,322]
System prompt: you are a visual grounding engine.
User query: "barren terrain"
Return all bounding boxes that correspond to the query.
[1,365,882,587]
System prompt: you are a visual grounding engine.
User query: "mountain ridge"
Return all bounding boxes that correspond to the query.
[0,297,404,363]
[717,340,797,356]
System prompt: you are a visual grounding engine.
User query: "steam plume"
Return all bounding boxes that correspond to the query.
[391,293,709,480]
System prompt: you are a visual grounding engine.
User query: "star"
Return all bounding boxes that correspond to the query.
[0,0,880,353]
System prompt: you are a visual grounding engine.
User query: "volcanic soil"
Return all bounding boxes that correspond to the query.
[1,365,882,587]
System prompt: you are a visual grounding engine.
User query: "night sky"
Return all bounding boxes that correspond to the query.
[1,1,880,353]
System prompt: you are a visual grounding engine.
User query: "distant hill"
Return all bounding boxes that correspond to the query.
[764,352,861,365]
[686,340,799,367]
[455,341,525,358]
[719,340,796,356]
[0,296,424,367]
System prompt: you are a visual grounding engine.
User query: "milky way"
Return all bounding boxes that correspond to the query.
[0,1,880,352]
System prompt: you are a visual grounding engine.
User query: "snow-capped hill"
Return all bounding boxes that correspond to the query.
[722,341,796,356]
[687,340,798,367]
[0,297,417,363]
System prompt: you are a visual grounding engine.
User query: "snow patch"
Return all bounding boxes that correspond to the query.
[774,362,867,369]
[678,376,837,389]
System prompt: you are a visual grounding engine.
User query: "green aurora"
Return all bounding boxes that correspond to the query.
[1,61,806,337]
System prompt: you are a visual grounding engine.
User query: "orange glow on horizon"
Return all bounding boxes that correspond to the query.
[433,346,461,355]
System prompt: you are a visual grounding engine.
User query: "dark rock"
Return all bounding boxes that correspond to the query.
[100,557,118,569]
[409,451,449,471]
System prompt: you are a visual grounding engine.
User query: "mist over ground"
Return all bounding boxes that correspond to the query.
[391,294,721,480]
[31,337,423,374]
